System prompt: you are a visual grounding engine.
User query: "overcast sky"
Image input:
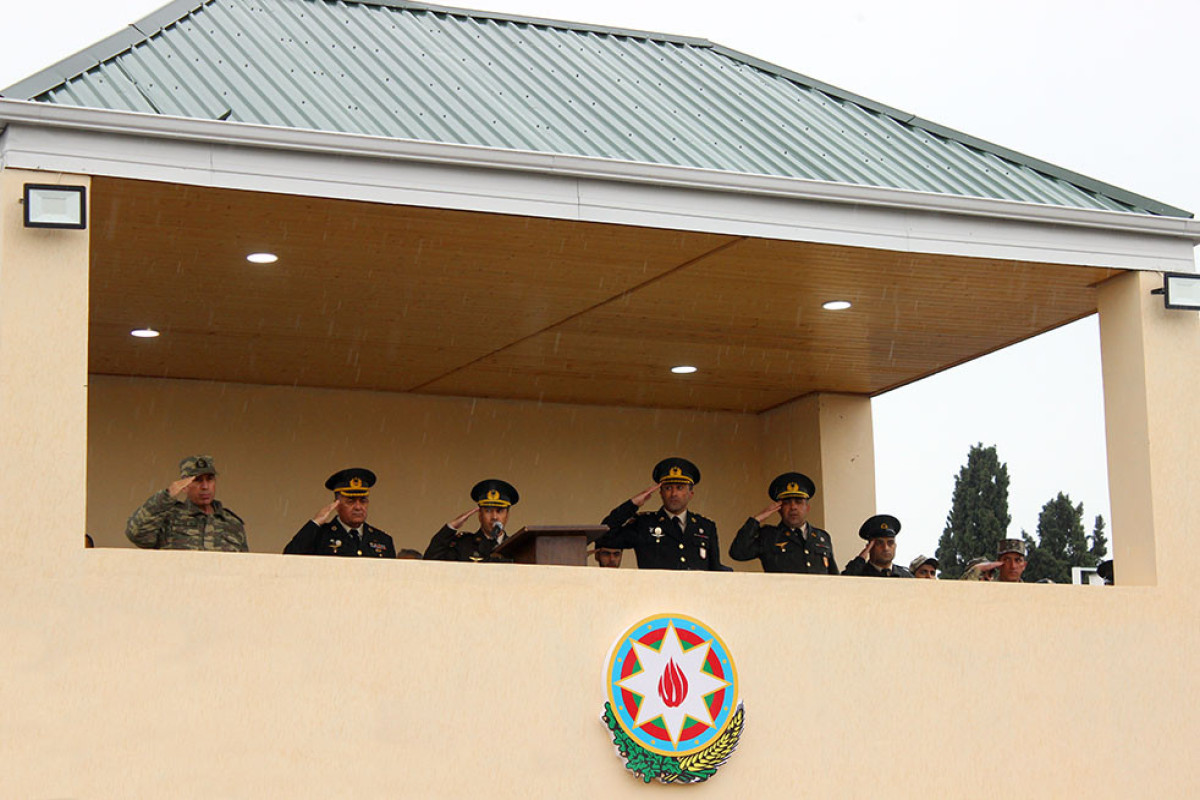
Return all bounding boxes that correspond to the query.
[3,0,1195,567]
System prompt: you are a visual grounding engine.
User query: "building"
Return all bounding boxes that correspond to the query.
[2,0,1198,795]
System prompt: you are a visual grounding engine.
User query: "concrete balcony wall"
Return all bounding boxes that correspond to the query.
[3,167,1199,797]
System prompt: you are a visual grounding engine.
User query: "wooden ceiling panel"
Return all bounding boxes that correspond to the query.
[87,177,1119,409]
[89,178,734,392]
[421,239,1117,409]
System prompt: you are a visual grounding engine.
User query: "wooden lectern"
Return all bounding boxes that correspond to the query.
[493,525,608,566]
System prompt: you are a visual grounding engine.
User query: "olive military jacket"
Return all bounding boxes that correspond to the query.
[728,518,838,574]
[284,520,395,558]
[423,526,511,562]
[125,489,248,551]
[597,500,722,571]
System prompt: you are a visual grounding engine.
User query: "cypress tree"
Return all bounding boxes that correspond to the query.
[935,443,1011,579]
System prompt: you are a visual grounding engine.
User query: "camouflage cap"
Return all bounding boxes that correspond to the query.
[178,455,218,478]
[997,538,1027,557]
[909,554,939,573]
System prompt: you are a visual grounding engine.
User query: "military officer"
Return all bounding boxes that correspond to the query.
[424,479,519,562]
[283,468,395,558]
[841,514,913,577]
[125,455,248,551]
[728,472,836,574]
[596,457,722,571]
[996,539,1028,583]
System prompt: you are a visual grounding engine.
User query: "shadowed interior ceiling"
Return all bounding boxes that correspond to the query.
[88,177,1119,412]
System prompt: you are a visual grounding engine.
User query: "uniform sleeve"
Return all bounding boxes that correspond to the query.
[283,520,325,555]
[125,490,175,549]
[220,510,249,552]
[841,556,869,576]
[423,525,460,561]
[728,517,763,562]
[597,500,640,549]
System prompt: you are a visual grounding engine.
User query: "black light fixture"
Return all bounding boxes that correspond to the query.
[23,184,87,229]
[1153,272,1200,311]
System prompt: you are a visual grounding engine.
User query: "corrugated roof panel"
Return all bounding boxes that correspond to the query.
[6,0,1188,217]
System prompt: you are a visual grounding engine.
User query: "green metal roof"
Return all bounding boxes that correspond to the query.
[3,0,1189,217]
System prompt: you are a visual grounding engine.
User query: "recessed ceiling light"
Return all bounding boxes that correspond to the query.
[822,300,852,311]
[130,328,160,338]
[246,252,278,264]
[671,365,698,374]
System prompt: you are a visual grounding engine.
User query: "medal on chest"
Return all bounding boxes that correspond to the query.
[652,526,664,542]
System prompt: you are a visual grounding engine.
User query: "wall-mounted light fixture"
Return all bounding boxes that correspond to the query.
[23,184,87,229]
[1154,272,1200,311]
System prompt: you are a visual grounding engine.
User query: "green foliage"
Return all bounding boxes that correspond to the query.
[600,702,716,784]
[1022,495,1105,583]
[1090,515,1109,561]
[935,444,1011,579]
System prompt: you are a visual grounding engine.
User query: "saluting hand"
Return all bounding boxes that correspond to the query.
[631,483,661,507]
[312,500,339,525]
[168,477,195,502]
[447,508,476,531]
[754,501,782,523]
[857,540,875,562]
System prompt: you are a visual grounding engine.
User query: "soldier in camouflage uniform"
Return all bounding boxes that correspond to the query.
[125,455,248,551]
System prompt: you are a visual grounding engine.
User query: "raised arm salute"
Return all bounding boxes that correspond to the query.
[424,479,519,562]
[125,455,248,552]
[283,468,395,558]
[597,457,722,571]
[729,472,836,574]
[841,515,912,578]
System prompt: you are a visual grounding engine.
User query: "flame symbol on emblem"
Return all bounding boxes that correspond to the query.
[657,659,688,708]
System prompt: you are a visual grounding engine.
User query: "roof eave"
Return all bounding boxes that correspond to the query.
[2,98,1197,245]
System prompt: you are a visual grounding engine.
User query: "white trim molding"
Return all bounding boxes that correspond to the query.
[2,99,1197,272]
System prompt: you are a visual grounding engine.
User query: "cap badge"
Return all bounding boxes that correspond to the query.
[349,477,363,489]
[487,489,500,502]
[668,467,682,479]
[786,482,798,494]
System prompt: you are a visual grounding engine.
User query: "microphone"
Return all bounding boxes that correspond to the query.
[493,519,506,540]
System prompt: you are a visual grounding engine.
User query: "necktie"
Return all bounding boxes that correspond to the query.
[674,516,685,535]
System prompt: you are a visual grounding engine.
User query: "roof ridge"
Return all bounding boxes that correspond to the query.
[341,0,714,46]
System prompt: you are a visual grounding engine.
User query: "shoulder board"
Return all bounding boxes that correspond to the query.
[225,508,245,524]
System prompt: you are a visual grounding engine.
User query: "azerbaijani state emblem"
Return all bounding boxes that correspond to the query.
[602,614,744,784]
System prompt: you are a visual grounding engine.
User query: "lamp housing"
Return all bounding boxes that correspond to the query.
[23,184,87,229]
[1162,272,1200,311]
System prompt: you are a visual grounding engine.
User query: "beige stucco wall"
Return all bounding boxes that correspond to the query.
[3,167,1199,797]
